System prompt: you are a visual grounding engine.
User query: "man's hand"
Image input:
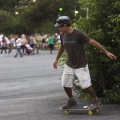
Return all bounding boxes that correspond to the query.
[106,51,117,60]
[53,60,58,69]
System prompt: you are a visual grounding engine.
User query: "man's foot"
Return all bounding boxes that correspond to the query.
[61,99,77,109]
[89,100,101,110]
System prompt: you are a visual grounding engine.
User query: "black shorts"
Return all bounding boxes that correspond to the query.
[49,44,54,49]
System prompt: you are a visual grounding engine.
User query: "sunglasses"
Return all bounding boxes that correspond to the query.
[58,25,65,28]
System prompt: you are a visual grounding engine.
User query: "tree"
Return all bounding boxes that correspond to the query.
[0,0,29,34]
[58,0,120,103]
[20,0,80,33]
[0,0,17,11]
[73,0,120,103]
[0,0,81,34]
[0,10,13,34]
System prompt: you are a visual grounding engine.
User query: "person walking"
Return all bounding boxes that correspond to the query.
[53,16,117,110]
[35,33,41,54]
[29,34,36,55]
[7,36,14,56]
[14,34,23,58]
[0,35,8,56]
[48,34,54,54]
[21,34,27,55]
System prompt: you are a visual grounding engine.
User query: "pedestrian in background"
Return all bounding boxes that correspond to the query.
[0,35,8,56]
[35,33,41,54]
[14,34,23,58]
[7,36,13,56]
[29,34,36,55]
[48,34,54,54]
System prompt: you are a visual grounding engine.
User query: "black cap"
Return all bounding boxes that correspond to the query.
[55,16,70,27]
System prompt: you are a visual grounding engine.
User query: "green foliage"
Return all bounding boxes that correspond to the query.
[0,9,23,34]
[20,0,80,33]
[0,0,17,11]
[34,21,56,34]
[0,0,81,34]
[0,10,13,34]
[59,0,120,103]
[74,0,120,103]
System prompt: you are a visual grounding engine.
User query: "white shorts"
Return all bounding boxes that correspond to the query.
[61,64,92,89]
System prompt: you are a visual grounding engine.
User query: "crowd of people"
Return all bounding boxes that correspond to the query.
[0,33,61,57]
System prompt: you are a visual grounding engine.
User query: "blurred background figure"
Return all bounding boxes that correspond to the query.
[41,35,47,50]
[7,36,14,56]
[0,35,8,56]
[14,34,23,58]
[24,43,33,55]
[48,34,54,54]
[29,34,36,55]
[35,33,41,54]
[21,34,28,55]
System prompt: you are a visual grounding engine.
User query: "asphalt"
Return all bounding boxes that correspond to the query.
[0,50,120,120]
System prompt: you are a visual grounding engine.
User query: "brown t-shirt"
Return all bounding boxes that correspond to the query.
[60,29,90,69]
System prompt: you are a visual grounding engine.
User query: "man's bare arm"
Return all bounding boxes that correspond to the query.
[89,39,117,60]
[53,45,65,69]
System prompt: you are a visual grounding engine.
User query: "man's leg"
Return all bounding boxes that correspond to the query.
[85,86,101,109]
[85,86,98,100]
[1,47,3,54]
[61,64,78,109]
[62,87,77,109]
[14,48,19,57]
[64,87,73,99]
[61,73,77,109]
[4,47,7,54]
[75,65,101,109]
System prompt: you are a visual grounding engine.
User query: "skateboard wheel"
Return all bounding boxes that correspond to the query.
[88,111,93,115]
[64,110,70,115]
[95,109,99,113]
[93,109,99,113]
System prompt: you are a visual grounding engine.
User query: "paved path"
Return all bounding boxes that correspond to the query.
[0,50,120,120]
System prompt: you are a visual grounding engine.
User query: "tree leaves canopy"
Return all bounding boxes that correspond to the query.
[74,0,120,103]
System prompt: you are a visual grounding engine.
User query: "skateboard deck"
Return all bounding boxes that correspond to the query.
[60,103,101,115]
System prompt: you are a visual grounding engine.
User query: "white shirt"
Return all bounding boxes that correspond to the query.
[16,38,22,47]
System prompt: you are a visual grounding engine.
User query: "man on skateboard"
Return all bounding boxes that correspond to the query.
[53,16,117,110]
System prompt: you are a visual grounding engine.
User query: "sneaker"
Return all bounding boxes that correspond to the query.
[61,99,77,109]
[89,100,101,110]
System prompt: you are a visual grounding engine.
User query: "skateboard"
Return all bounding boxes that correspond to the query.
[60,103,101,115]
